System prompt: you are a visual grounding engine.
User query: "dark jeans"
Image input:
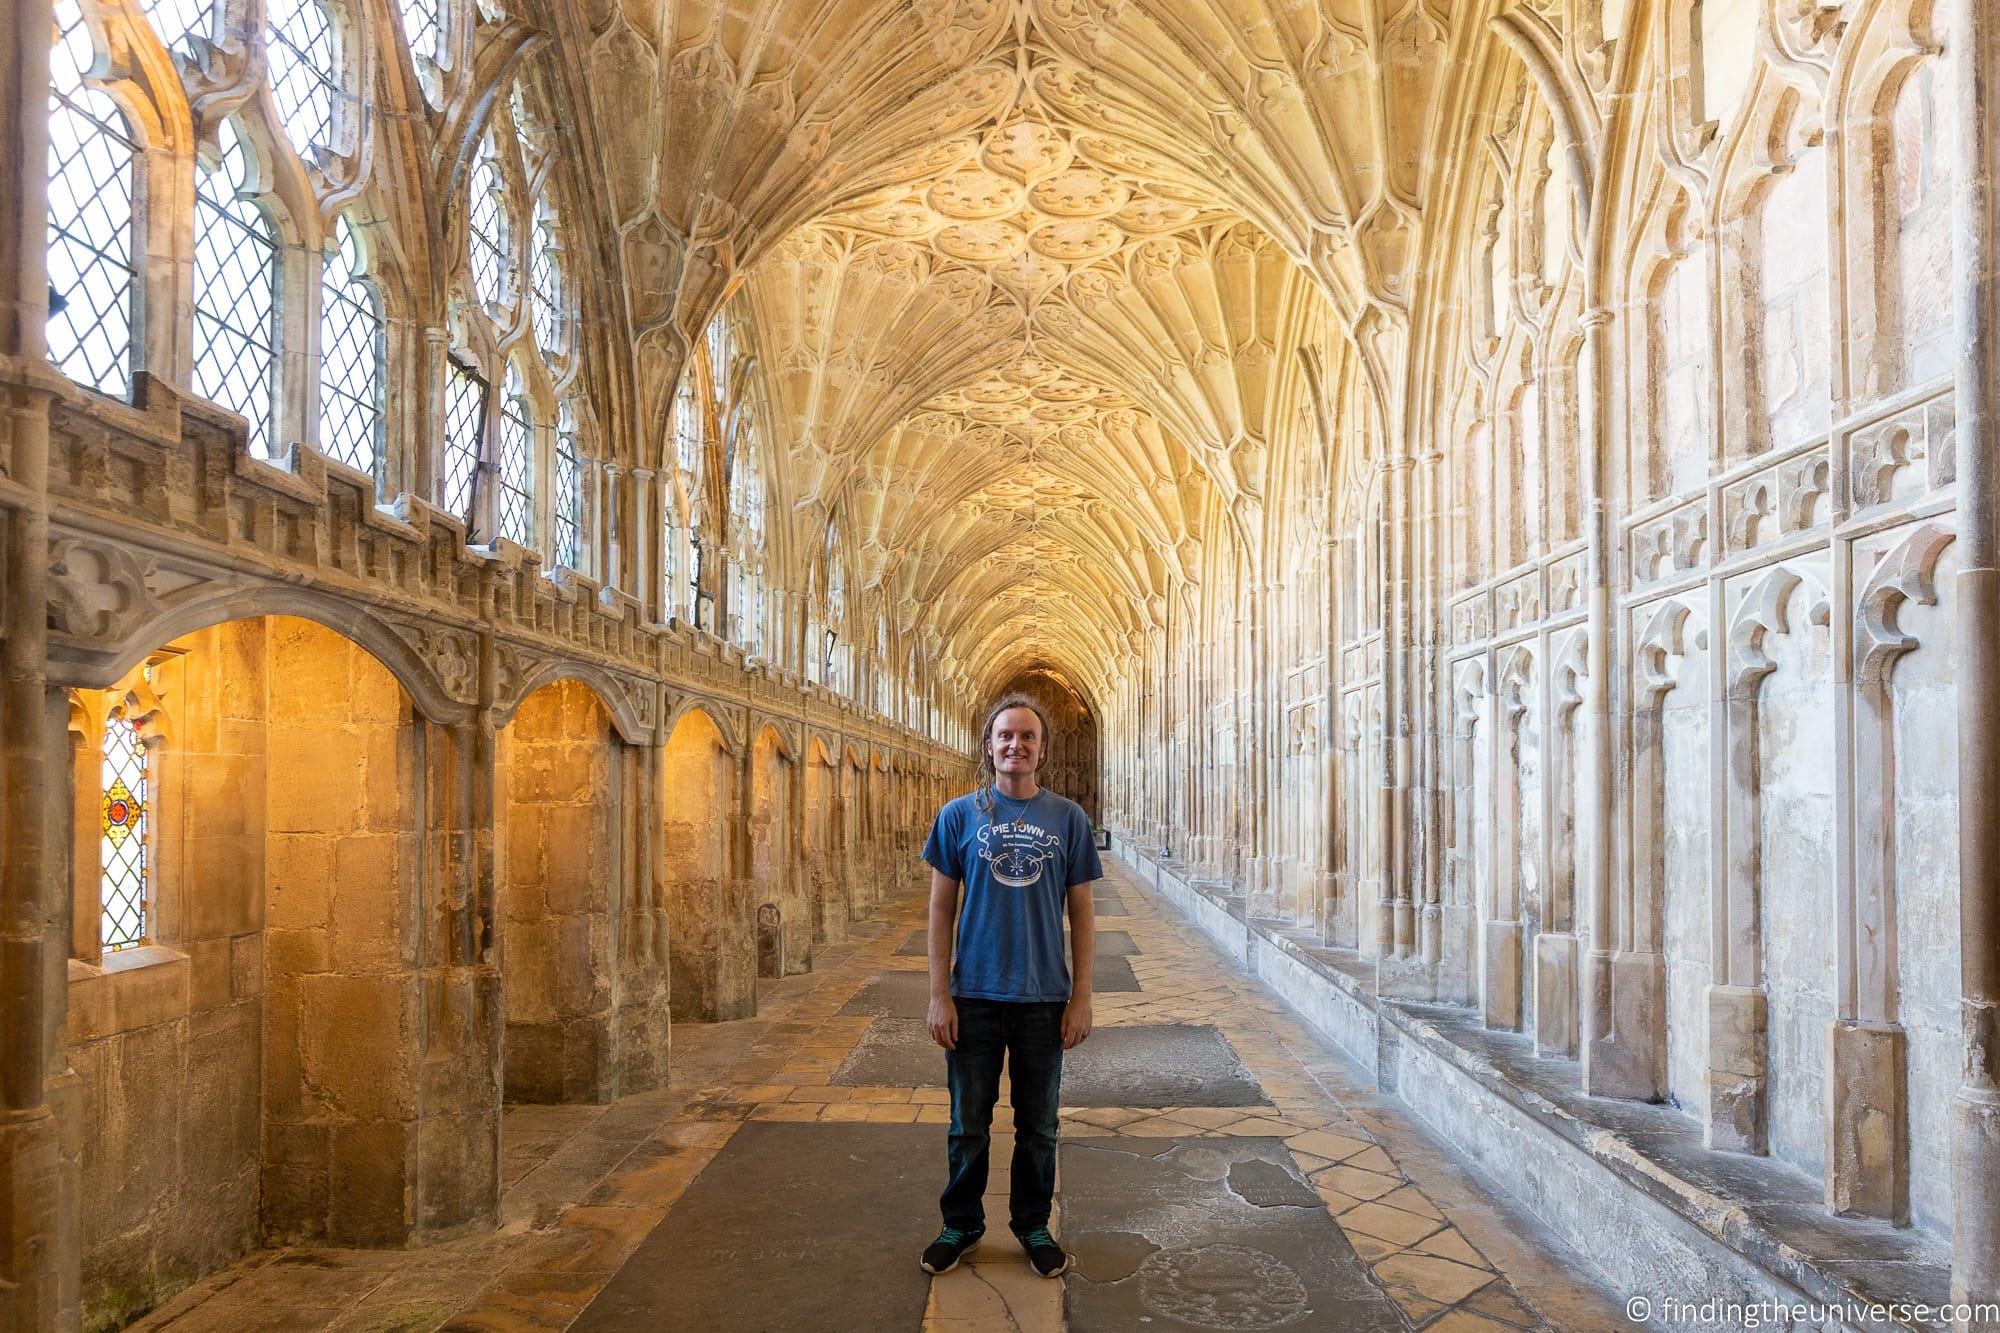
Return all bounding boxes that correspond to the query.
[940,998,1064,1234]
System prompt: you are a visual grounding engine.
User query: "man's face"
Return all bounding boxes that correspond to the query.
[988,707,1044,777]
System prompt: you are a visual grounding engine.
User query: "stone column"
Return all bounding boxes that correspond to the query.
[599,462,625,594]
[1377,459,1408,971]
[1952,0,2000,1312]
[1,0,68,1319]
[629,468,656,620]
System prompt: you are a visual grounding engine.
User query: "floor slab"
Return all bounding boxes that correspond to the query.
[571,1122,938,1332]
[833,1019,1271,1109]
[1060,1134,1409,1331]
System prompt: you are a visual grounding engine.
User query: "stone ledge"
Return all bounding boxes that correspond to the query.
[1108,836,1952,1333]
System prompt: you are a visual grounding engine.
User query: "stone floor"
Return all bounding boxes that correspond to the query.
[133,858,1627,1332]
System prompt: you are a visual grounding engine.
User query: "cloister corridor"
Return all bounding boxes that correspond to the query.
[9,0,2000,1328]
[127,862,1627,1333]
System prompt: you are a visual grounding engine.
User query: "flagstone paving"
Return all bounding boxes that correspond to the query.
[134,858,1625,1332]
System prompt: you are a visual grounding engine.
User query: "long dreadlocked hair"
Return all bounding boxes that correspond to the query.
[973,691,1056,817]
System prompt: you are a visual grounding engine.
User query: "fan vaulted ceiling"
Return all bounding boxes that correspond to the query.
[564,0,1451,703]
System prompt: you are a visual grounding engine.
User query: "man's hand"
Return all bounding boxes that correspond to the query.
[1061,996,1093,1050]
[928,992,959,1050]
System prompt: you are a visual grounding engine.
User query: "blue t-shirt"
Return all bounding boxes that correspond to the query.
[921,788,1103,1002]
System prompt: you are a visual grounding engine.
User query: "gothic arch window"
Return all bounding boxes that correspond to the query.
[530,194,567,360]
[441,356,485,521]
[99,703,150,951]
[497,362,534,546]
[192,119,280,455]
[144,0,211,54]
[319,215,384,473]
[397,0,447,107]
[670,372,702,621]
[824,518,846,690]
[554,400,582,570]
[468,131,511,310]
[46,0,138,398]
[266,0,343,160]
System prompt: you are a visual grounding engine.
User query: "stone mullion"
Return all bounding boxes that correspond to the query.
[1951,0,2000,1307]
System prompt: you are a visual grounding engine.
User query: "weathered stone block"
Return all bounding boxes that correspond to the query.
[1705,984,1768,1154]
[186,935,234,1011]
[183,832,263,938]
[301,974,417,1119]
[1826,1018,1908,1221]
[1582,949,1666,1100]
[332,834,406,969]
[1533,931,1578,1058]
[264,833,336,931]
[328,1120,416,1245]
[1481,919,1522,1032]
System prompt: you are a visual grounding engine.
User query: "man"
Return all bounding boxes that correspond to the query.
[917,692,1103,1279]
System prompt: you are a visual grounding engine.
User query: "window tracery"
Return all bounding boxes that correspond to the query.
[469,131,511,311]
[46,0,137,398]
[143,0,210,55]
[498,363,534,546]
[266,0,342,160]
[397,0,446,107]
[554,401,582,570]
[193,119,279,455]
[531,195,567,360]
[442,358,485,521]
[319,214,384,474]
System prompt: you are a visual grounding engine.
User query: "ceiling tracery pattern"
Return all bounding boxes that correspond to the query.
[560,0,1433,705]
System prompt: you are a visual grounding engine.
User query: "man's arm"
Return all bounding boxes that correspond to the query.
[1063,880,1095,1049]
[927,869,961,1050]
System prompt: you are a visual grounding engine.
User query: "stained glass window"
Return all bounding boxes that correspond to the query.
[530,195,565,358]
[497,365,533,545]
[441,358,484,520]
[267,0,340,160]
[47,0,137,398]
[468,132,510,309]
[319,215,382,473]
[193,119,278,455]
[99,709,148,951]
[554,400,582,569]
[397,0,444,107]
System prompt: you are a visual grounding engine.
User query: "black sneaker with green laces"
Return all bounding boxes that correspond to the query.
[920,1225,983,1274]
[1014,1225,1071,1278]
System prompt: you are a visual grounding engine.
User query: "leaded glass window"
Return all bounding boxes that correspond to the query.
[398,0,444,107]
[99,708,149,951]
[441,358,484,520]
[497,364,533,546]
[673,376,700,486]
[530,195,565,358]
[554,400,581,569]
[267,0,341,160]
[662,505,681,620]
[193,119,279,454]
[319,215,382,473]
[728,409,765,547]
[468,132,510,308]
[143,0,210,54]
[47,0,136,398]
[706,316,732,406]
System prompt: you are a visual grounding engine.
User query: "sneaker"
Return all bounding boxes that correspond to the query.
[1014,1225,1071,1278]
[920,1225,983,1275]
